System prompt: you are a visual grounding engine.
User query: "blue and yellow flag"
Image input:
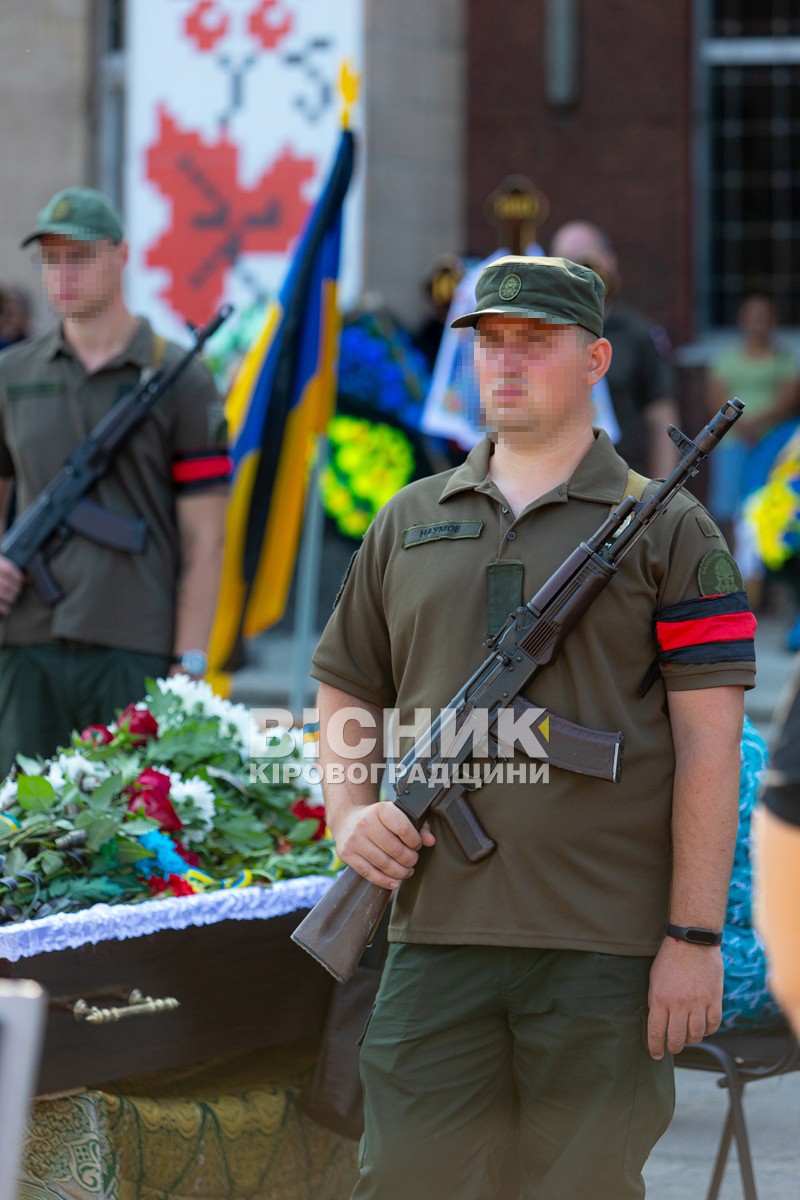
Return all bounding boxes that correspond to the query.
[208,116,356,691]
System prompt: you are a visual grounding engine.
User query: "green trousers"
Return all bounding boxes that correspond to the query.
[0,643,171,775]
[354,943,674,1200]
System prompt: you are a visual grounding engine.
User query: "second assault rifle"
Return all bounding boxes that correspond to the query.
[0,306,232,605]
[292,398,746,981]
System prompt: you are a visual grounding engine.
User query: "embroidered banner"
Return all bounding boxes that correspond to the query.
[125,0,364,340]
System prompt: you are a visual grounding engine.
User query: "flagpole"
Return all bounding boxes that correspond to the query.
[290,435,329,717]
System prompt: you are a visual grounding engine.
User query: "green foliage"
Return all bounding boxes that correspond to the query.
[0,677,336,923]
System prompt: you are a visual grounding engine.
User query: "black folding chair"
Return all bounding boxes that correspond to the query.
[675,1024,800,1200]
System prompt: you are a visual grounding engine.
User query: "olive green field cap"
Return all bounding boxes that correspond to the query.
[451,255,605,336]
[21,187,124,248]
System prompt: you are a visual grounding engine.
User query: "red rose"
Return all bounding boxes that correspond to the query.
[291,798,327,841]
[135,767,172,796]
[125,768,182,832]
[79,724,114,746]
[145,873,194,897]
[167,873,195,896]
[118,703,159,744]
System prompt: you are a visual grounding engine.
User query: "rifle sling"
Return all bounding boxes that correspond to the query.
[613,467,651,510]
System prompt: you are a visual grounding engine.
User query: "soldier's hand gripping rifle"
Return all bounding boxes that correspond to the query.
[292,399,745,982]
[0,306,232,605]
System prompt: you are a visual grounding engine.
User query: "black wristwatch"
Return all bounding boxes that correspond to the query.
[666,923,722,947]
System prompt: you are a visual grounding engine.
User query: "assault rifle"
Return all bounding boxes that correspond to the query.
[292,399,745,981]
[1,306,232,605]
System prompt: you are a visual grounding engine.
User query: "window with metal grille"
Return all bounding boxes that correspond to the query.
[710,0,800,38]
[697,2,800,327]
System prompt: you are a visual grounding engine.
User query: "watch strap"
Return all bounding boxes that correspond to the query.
[666,923,722,947]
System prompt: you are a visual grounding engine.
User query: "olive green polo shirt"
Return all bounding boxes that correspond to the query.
[311,431,756,956]
[0,319,228,655]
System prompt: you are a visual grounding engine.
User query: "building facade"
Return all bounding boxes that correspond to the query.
[0,1,797,351]
[467,0,800,350]
[0,0,465,335]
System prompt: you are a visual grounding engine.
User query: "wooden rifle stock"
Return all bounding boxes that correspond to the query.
[292,867,392,983]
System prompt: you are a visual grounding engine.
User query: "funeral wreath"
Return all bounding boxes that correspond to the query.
[0,675,336,923]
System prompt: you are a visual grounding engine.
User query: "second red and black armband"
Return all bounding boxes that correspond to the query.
[171,447,233,493]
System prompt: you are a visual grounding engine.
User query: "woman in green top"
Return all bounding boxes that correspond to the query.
[706,293,799,562]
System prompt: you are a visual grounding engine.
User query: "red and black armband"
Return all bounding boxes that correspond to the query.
[654,590,757,667]
[171,447,232,493]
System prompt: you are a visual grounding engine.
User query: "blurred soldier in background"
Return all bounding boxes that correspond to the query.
[0,187,230,772]
[550,220,678,478]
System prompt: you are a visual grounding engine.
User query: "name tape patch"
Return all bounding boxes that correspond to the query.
[402,520,484,549]
[7,381,65,399]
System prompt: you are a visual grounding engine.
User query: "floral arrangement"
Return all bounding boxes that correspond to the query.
[322,309,438,539]
[205,302,441,542]
[744,440,800,570]
[0,676,337,924]
[323,414,417,538]
[337,308,431,430]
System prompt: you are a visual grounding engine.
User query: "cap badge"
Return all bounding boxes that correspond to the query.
[498,273,522,301]
[52,199,72,220]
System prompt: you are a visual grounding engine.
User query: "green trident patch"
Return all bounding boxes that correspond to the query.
[697,549,744,596]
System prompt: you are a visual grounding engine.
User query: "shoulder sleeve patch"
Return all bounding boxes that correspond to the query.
[333,549,360,609]
[697,549,744,596]
[696,512,720,539]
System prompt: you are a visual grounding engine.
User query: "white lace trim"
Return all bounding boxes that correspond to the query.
[0,876,335,963]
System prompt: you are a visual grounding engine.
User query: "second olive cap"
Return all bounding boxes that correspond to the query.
[451,255,605,336]
[21,187,124,248]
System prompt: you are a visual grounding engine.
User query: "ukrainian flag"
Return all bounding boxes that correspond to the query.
[303,719,321,759]
[208,119,356,691]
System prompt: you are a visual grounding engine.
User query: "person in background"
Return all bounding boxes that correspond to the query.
[0,187,230,774]
[549,220,679,479]
[706,294,800,609]
[0,287,32,350]
[413,253,465,371]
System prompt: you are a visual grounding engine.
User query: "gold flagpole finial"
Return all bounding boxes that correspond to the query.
[339,61,361,129]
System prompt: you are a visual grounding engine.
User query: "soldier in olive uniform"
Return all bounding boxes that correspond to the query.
[311,258,755,1199]
[0,188,230,772]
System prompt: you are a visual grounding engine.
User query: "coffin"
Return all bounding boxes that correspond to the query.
[0,877,334,1095]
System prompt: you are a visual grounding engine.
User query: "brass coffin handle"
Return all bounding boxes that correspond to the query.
[73,988,180,1025]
